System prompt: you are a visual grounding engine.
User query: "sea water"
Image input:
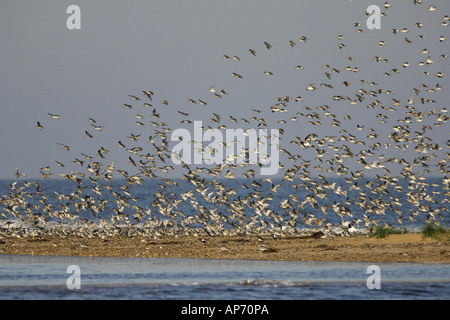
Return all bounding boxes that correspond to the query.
[0,255,449,300]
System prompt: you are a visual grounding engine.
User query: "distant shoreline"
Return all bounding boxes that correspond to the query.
[1,233,448,263]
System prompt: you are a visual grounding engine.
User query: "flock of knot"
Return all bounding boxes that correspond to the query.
[1,2,449,240]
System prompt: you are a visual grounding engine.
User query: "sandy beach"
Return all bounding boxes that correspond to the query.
[1,233,448,263]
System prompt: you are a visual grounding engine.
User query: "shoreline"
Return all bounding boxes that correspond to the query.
[1,233,448,263]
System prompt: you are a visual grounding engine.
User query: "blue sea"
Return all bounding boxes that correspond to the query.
[0,255,449,300]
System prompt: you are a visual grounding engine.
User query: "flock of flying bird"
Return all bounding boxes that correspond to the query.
[1,2,449,239]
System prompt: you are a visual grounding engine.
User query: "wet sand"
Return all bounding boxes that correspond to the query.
[1,233,448,263]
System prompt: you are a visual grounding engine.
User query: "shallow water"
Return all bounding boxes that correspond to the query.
[0,255,448,300]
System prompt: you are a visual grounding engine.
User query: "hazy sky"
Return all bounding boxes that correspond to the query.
[0,0,449,179]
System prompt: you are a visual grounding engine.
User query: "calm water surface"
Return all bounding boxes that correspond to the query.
[0,255,448,300]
